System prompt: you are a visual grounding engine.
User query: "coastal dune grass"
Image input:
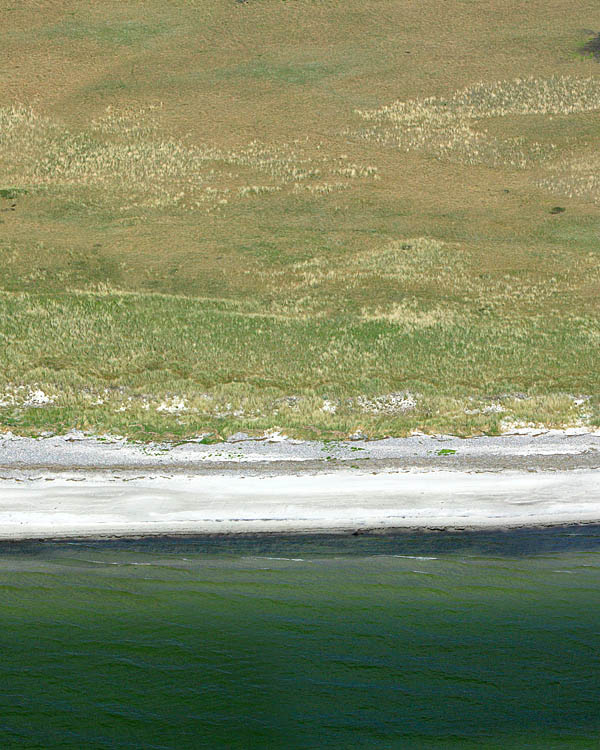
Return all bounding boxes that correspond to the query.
[0,0,599,439]
[0,289,598,440]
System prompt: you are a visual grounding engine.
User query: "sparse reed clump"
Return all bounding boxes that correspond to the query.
[0,106,378,213]
[360,300,458,330]
[353,76,600,167]
[537,150,600,205]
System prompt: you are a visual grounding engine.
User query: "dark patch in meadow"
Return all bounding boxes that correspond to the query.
[580,32,600,59]
[0,188,27,212]
[0,188,28,200]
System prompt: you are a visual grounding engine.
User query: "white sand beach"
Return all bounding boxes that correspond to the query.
[0,467,599,540]
[0,431,599,539]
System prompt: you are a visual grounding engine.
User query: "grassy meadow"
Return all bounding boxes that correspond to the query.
[1,0,599,440]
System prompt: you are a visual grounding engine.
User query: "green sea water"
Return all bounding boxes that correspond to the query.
[1,528,600,749]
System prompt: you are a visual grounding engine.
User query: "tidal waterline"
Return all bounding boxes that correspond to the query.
[2,528,600,749]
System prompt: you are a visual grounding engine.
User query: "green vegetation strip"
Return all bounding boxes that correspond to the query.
[0,291,597,440]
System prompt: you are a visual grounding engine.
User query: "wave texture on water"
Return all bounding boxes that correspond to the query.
[1,528,600,749]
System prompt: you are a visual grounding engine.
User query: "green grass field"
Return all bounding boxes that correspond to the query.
[1,0,599,440]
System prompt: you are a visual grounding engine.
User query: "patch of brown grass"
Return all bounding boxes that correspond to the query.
[0,0,599,437]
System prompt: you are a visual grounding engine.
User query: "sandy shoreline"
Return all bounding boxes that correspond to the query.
[0,431,599,539]
[0,469,599,540]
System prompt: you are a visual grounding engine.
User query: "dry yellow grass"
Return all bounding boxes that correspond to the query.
[352,76,600,166]
[0,104,378,212]
[0,0,599,438]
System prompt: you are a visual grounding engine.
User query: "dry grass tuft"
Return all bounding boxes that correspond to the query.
[360,301,458,329]
[352,76,600,167]
[537,150,600,205]
[0,106,378,213]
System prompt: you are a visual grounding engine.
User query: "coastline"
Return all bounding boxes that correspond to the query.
[0,430,599,540]
[1,427,600,473]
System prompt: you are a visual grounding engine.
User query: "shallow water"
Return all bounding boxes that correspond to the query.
[2,527,600,749]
